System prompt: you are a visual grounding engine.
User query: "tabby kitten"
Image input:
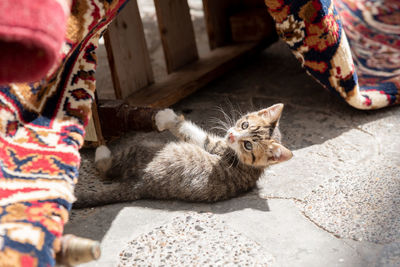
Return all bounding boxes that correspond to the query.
[94,104,292,203]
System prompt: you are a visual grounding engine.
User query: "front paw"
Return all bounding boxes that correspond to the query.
[155,108,180,131]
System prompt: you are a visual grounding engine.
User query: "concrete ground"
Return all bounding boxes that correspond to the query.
[65,39,400,266]
[64,1,400,265]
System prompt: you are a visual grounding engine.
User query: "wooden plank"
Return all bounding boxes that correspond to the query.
[202,0,241,49]
[84,115,98,142]
[90,100,105,145]
[230,8,276,43]
[241,0,266,8]
[97,100,157,139]
[154,0,198,73]
[104,0,154,99]
[84,100,105,146]
[126,40,271,108]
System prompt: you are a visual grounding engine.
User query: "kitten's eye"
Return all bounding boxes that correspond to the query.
[241,121,249,129]
[243,141,253,150]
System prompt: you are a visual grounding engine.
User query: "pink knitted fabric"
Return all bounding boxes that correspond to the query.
[0,0,71,84]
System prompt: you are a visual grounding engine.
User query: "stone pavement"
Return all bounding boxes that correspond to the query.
[64,40,400,266]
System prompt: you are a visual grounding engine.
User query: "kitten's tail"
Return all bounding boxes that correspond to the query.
[94,145,113,177]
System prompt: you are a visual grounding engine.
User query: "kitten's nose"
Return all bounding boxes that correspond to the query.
[228,133,235,143]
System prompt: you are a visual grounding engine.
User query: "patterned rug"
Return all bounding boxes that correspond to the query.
[0,1,127,266]
[337,0,400,107]
[0,0,399,266]
[265,0,400,109]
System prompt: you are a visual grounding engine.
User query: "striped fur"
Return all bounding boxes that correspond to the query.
[95,105,292,203]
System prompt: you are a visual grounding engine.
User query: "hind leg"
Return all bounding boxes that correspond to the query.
[95,145,112,177]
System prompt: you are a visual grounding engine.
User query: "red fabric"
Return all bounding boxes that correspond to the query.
[0,0,69,84]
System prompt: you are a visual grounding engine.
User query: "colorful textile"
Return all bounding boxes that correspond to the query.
[0,0,399,266]
[0,0,127,266]
[0,0,71,84]
[264,0,400,109]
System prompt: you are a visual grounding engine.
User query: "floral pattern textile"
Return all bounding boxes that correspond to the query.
[0,0,127,266]
[265,0,400,109]
[1,0,399,266]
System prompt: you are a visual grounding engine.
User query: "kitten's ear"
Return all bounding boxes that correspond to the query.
[271,143,293,163]
[258,103,284,123]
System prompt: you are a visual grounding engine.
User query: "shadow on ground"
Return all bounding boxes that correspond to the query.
[67,193,269,242]
[74,39,398,234]
[68,41,400,266]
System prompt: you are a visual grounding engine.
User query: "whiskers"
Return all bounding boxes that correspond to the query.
[209,103,246,134]
[207,101,248,168]
[209,118,230,133]
[224,99,246,123]
[209,107,233,134]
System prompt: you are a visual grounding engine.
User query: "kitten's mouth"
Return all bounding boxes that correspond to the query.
[228,133,235,143]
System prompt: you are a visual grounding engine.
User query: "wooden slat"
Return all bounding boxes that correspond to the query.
[230,8,276,43]
[85,116,98,142]
[97,100,157,139]
[202,0,241,49]
[154,0,198,73]
[84,101,104,146]
[242,0,266,8]
[104,0,154,99]
[126,40,270,108]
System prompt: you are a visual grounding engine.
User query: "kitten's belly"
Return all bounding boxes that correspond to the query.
[141,142,230,201]
[144,142,220,177]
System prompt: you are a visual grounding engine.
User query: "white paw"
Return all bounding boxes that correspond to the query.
[95,145,111,163]
[155,108,178,131]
